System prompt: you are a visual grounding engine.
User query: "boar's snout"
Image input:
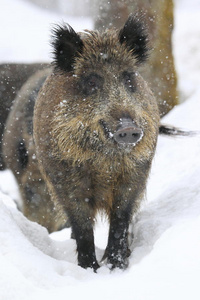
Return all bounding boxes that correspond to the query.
[113,118,143,145]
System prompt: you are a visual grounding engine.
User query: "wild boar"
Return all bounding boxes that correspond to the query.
[2,68,67,232]
[3,14,191,271]
[0,63,49,170]
[33,15,160,271]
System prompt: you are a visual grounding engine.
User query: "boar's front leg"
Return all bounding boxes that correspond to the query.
[46,162,99,271]
[105,180,145,270]
[69,201,99,271]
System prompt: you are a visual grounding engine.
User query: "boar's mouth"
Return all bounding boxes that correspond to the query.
[99,119,144,146]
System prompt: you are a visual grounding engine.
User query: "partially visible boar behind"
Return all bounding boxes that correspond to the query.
[33,15,160,271]
[3,68,67,232]
[0,63,49,170]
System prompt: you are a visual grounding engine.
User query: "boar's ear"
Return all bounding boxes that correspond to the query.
[119,14,149,64]
[51,24,84,72]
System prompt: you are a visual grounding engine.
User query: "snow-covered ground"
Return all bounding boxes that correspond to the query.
[0,0,200,299]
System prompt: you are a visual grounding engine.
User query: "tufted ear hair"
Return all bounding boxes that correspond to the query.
[119,14,149,64]
[51,24,84,72]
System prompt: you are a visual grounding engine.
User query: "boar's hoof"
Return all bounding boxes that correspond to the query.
[78,254,100,272]
[103,247,131,270]
[114,118,143,145]
[107,254,129,270]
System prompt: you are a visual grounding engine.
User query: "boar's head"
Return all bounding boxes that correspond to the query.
[50,15,159,164]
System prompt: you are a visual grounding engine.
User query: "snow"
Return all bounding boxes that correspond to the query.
[0,0,200,299]
[0,0,92,63]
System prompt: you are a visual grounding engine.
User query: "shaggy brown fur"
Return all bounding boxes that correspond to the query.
[33,16,160,270]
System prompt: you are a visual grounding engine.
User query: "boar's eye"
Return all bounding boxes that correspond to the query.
[80,73,103,96]
[122,71,136,93]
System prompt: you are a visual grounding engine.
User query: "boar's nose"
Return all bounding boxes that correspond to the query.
[113,118,143,145]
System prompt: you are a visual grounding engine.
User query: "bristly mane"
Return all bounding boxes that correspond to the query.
[51,14,149,73]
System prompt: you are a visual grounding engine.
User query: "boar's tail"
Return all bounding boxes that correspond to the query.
[159,124,198,137]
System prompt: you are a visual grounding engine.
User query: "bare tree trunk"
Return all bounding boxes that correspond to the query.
[94,0,178,117]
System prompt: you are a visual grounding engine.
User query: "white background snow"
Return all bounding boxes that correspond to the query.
[0,0,200,299]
